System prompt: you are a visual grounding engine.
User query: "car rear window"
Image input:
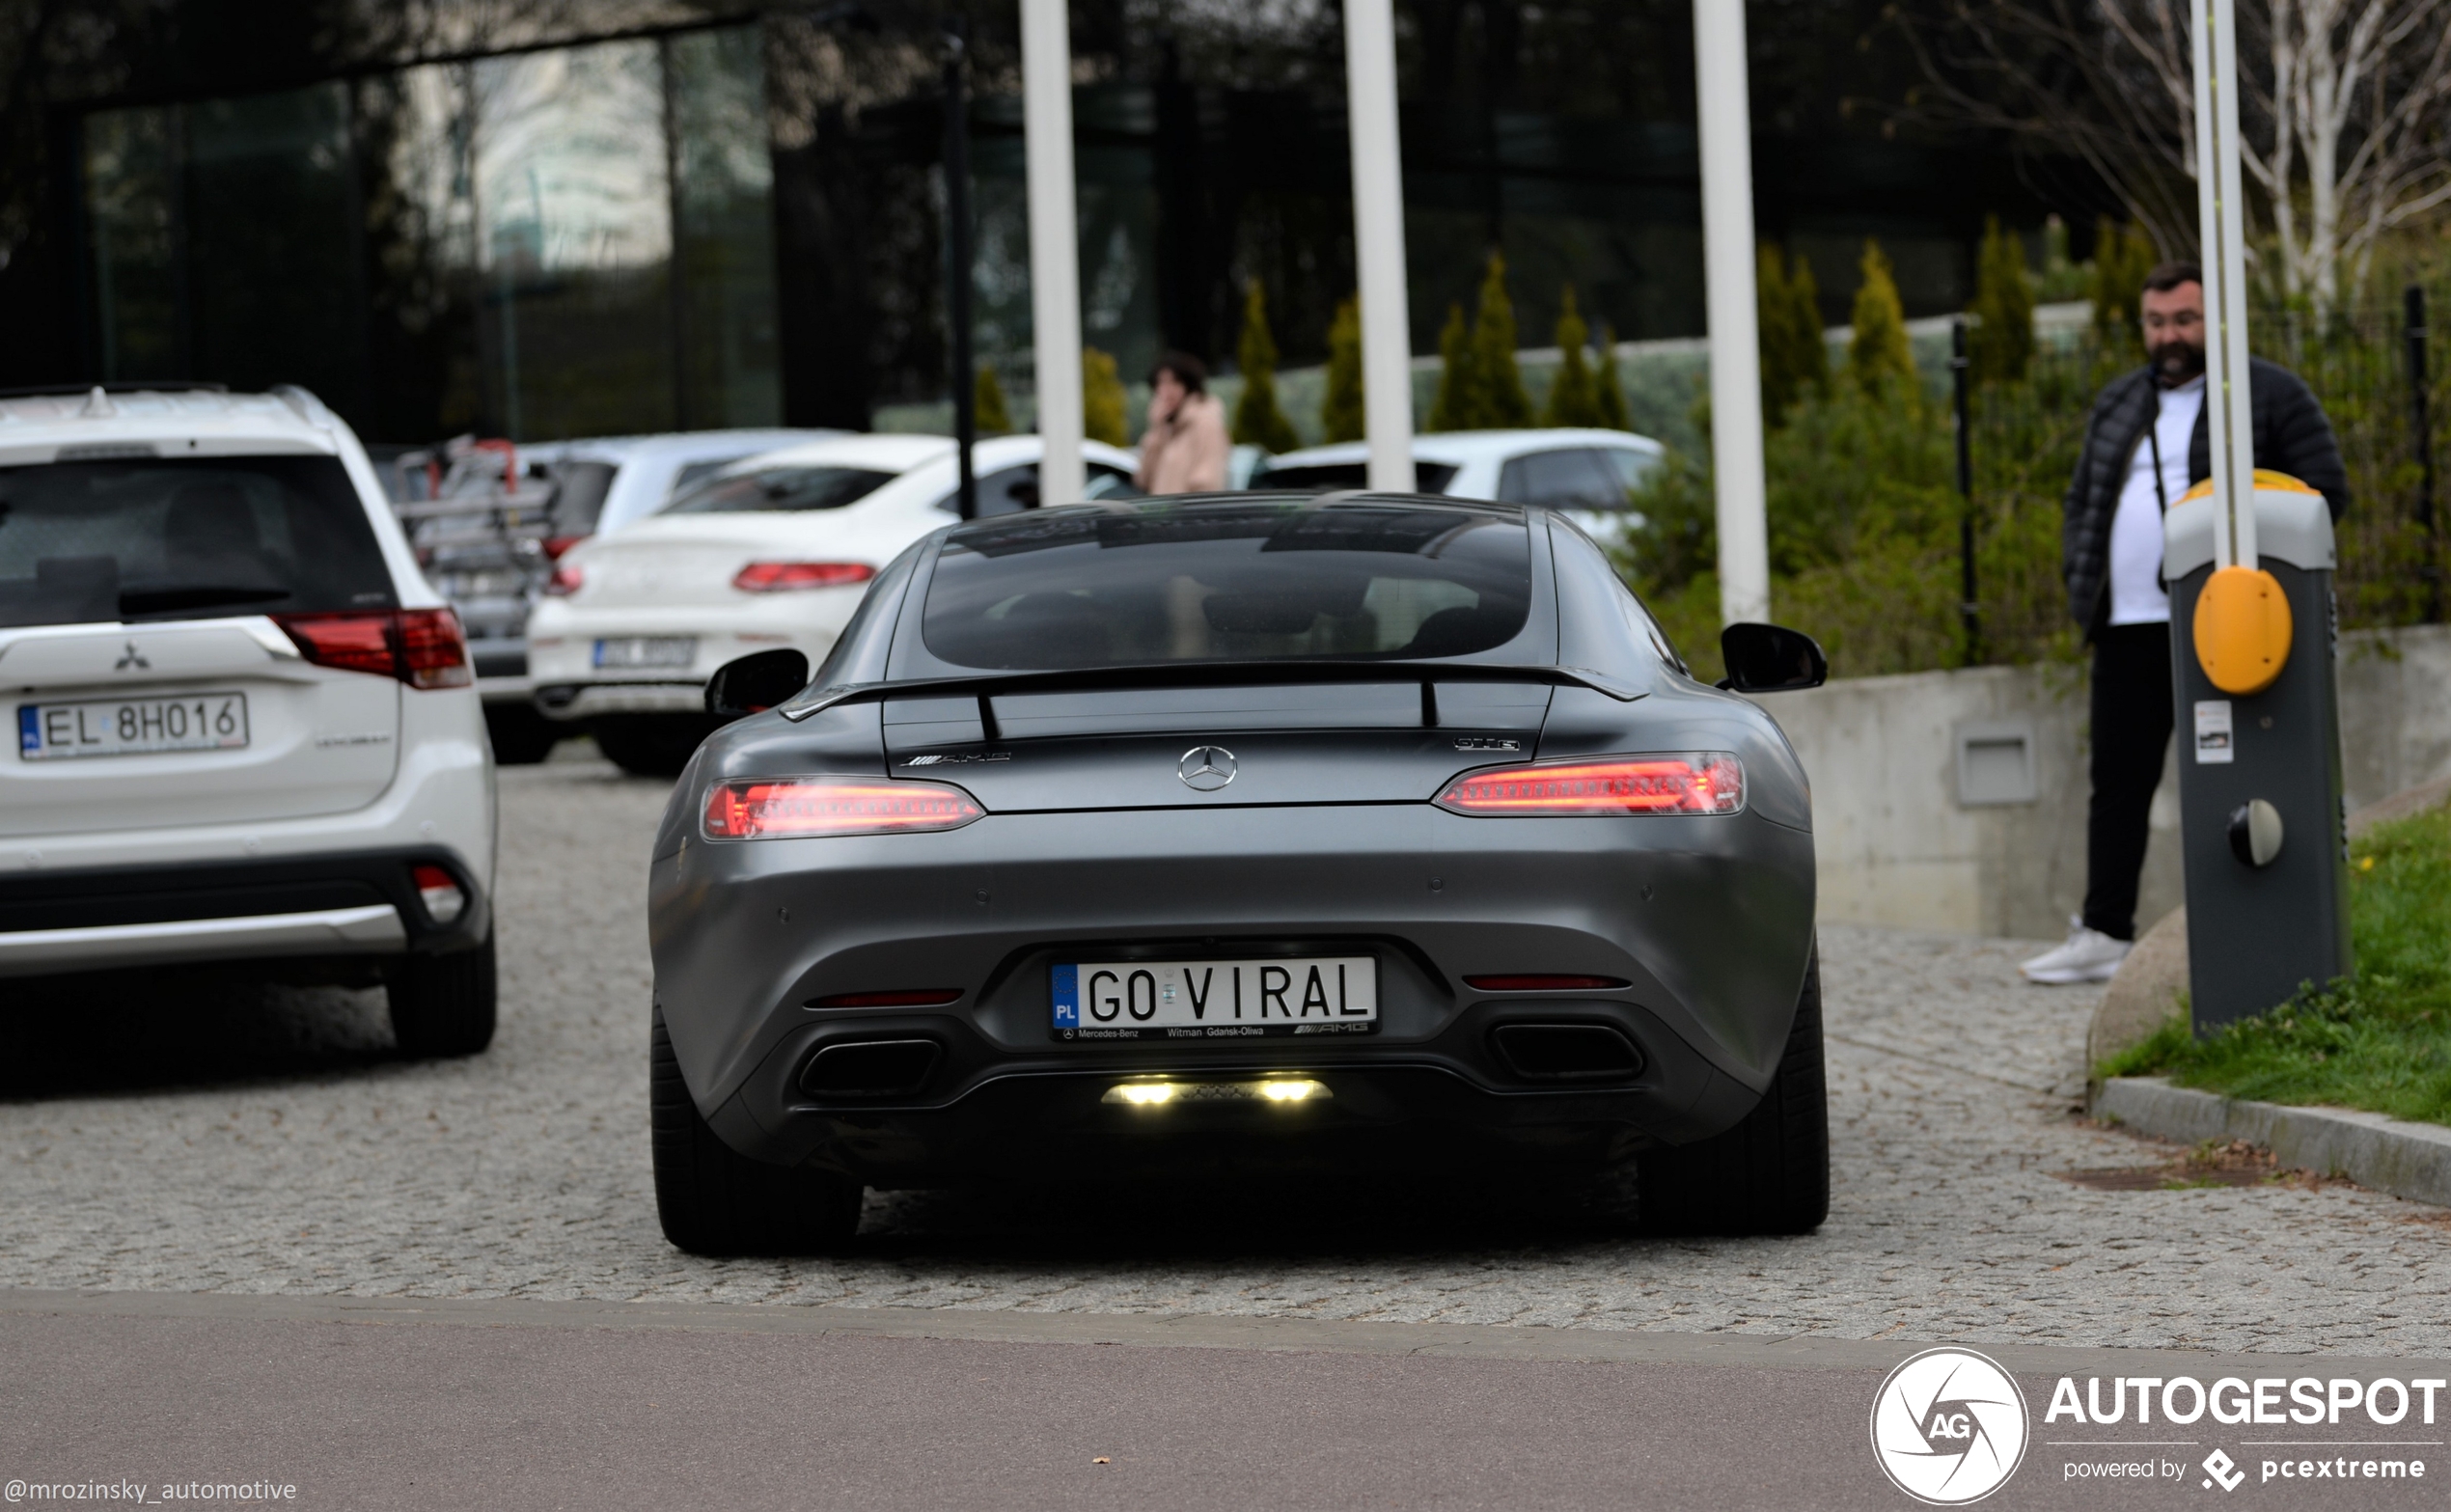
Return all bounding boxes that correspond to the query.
[545,459,617,533]
[662,465,895,514]
[921,501,1531,671]
[0,455,395,629]
[1249,460,1459,495]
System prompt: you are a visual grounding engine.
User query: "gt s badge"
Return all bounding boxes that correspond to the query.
[1453,737,1520,752]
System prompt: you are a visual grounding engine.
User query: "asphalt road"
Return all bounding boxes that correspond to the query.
[6,1291,2446,1511]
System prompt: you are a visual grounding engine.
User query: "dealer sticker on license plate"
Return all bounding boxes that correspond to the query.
[593,636,697,670]
[1052,956,1378,1041]
[18,692,250,760]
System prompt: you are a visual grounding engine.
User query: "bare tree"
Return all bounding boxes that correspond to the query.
[1889,0,2451,315]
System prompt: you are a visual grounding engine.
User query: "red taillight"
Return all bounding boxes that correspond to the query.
[812,989,966,1008]
[397,607,473,688]
[542,563,584,596]
[732,561,876,593]
[1464,975,1630,991]
[702,778,984,839]
[541,535,588,561]
[410,863,466,924]
[1435,753,1746,817]
[276,609,471,690]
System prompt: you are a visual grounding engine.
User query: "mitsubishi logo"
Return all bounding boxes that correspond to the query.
[1177,745,1237,791]
[114,641,150,672]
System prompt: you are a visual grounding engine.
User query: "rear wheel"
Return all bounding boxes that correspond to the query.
[387,935,498,1058]
[651,1007,863,1255]
[1637,948,1828,1236]
[591,716,709,779]
[482,703,563,765]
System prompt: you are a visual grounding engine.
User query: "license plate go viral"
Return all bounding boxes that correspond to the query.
[1052,956,1377,1041]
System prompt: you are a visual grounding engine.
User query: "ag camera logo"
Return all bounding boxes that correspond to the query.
[1870,1347,2031,1504]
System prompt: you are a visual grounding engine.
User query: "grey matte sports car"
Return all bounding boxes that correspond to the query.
[647,492,1829,1254]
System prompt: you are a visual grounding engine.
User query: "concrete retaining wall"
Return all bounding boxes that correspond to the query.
[1763,624,2451,940]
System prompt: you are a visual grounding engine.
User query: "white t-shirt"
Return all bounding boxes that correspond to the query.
[2107,374,2205,626]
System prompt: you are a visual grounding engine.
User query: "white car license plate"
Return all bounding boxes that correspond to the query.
[594,636,697,670]
[18,692,250,761]
[1052,956,1378,1041]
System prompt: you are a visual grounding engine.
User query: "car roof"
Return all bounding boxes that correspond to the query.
[702,432,1139,480]
[0,384,348,464]
[523,428,840,464]
[1260,428,1663,470]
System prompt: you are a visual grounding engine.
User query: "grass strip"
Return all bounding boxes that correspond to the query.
[2100,799,2451,1126]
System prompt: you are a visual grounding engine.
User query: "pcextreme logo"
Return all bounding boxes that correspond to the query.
[1869,1348,2031,1504]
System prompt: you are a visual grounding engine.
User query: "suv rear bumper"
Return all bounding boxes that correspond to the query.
[0,848,489,979]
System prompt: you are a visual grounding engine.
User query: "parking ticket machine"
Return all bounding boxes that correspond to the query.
[2162,473,2355,1032]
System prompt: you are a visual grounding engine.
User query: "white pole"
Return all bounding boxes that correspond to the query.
[2191,0,2255,568]
[1343,0,1417,492]
[1694,0,1771,626]
[1021,0,1085,507]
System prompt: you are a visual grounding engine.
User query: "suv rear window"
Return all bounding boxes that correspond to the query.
[0,456,395,629]
[662,465,895,514]
[922,501,1531,671]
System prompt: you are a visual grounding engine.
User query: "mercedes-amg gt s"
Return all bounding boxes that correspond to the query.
[647,492,1829,1253]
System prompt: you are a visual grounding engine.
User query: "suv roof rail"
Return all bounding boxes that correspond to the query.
[0,380,231,399]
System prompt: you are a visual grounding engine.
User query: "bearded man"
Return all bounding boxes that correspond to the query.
[2020,261,2351,984]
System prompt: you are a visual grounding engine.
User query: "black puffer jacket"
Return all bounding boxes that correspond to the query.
[2061,357,2350,636]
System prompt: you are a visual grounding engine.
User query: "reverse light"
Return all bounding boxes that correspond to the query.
[276,609,472,690]
[702,777,984,839]
[410,863,466,924]
[1463,975,1629,992]
[1101,1079,1331,1107]
[1435,753,1745,817]
[732,561,876,593]
[542,563,584,596]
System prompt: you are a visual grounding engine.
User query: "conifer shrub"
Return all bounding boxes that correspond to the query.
[1082,347,1129,446]
[1231,280,1301,453]
[1320,294,1365,444]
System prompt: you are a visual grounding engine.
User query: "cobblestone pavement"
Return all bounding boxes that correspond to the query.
[5,751,2445,1355]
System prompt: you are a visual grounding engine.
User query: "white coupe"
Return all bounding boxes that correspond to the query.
[527,433,1140,774]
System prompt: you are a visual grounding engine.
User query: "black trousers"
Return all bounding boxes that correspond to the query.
[2082,622,2175,942]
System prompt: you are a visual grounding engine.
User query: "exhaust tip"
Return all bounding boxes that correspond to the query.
[800,1037,943,1098]
[1490,1023,1644,1082]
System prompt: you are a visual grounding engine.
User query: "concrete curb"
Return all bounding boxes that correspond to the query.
[2097,1076,2451,1208]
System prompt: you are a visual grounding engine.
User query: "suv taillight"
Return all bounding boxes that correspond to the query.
[1435,753,1746,816]
[702,778,984,839]
[542,563,583,596]
[277,609,473,690]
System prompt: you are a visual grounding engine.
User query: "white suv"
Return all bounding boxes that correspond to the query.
[0,385,498,1056]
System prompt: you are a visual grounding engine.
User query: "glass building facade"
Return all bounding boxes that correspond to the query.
[48,3,2081,447]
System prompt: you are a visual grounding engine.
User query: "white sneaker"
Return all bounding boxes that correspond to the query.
[2019,916,2132,984]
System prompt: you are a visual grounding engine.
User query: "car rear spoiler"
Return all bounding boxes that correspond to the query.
[778,658,1646,726]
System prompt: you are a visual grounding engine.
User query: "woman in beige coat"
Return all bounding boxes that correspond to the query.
[1134,352,1230,495]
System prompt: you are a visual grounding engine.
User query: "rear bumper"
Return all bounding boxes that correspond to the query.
[0,847,490,979]
[536,681,704,721]
[695,995,1765,1187]
[651,803,1817,1180]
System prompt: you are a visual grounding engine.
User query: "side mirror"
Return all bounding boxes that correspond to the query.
[1718,622,1827,693]
[705,648,811,718]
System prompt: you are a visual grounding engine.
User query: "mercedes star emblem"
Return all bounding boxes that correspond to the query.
[1177,745,1237,791]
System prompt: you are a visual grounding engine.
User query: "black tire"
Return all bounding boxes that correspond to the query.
[387,935,498,1058]
[590,716,709,779]
[1637,947,1829,1236]
[651,1007,863,1256]
[483,703,563,765]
